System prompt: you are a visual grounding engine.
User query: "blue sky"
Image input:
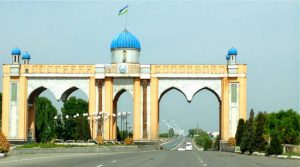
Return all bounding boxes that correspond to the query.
[0,1,298,132]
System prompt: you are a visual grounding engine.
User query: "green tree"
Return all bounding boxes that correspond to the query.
[188,129,195,138]
[240,109,255,154]
[35,97,57,143]
[61,97,90,141]
[266,109,300,144]
[266,132,283,155]
[169,128,175,137]
[235,118,245,146]
[254,112,268,151]
[195,131,212,150]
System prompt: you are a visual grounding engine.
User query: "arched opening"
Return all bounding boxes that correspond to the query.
[59,88,90,141]
[27,87,57,142]
[27,86,89,142]
[113,90,133,141]
[159,87,221,144]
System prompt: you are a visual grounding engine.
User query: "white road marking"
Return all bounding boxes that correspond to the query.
[203,164,208,166]
[112,160,116,163]
[96,165,103,167]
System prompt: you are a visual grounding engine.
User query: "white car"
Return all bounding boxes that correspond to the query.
[177,147,186,151]
[185,142,193,151]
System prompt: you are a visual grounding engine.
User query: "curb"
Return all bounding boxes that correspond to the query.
[9,145,160,155]
[235,150,300,160]
[0,153,6,158]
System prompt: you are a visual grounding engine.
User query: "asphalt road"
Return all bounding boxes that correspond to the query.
[0,145,298,167]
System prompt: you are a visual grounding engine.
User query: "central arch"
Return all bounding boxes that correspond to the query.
[112,89,133,141]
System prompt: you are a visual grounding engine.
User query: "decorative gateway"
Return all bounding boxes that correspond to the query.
[1,30,246,143]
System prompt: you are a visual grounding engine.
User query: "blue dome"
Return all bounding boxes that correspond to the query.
[11,47,21,55]
[226,54,230,60]
[22,52,31,59]
[228,47,237,55]
[110,30,141,50]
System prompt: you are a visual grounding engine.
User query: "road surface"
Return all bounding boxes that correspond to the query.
[0,143,298,167]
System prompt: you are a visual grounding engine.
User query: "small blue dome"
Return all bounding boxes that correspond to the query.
[228,47,237,55]
[110,30,141,51]
[22,52,31,59]
[11,47,21,55]
[226,54,230,60]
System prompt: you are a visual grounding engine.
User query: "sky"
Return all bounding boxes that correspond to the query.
[0,1,299,133]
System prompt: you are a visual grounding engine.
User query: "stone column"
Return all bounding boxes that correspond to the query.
[221,77,229,141]
[18,76,27,141]
[142,80,148,139]
[150,77,159,140]
[133,78,141,140]
[104,77,113,140]
[88,76,97,139]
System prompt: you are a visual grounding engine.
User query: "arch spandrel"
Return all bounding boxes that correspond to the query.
[27,78,90,101]
[158,78,221,102]
[113,78,134,99]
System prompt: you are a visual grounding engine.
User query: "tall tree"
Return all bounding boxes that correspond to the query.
[266,109,300,144]
[61,97,90,141]
[254,112,267,151]
[240,109,255,154]
[35,97,57,143]
[235,118,245,146]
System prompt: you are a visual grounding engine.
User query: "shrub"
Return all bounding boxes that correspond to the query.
[266,133,283,155]
[96,135,103,145]
[235,119,245,146]
[195,133,212,150]
[240,109,255,154]
[228,137,236,146]
[124,137,134,145]
[213,135,220,150]
[0,131,10,153]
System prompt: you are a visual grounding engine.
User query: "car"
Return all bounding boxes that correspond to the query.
[185,142,193,151]
[177,147,186,151]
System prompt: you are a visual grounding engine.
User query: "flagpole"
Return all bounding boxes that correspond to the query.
[125,11,128,30]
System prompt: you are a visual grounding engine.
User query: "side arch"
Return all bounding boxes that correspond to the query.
[191,87,221,103]
[28,86,47,105]
[158,86,189,102]
[60,86,89,102]
[27,78,90,101]
[158,78,222,102]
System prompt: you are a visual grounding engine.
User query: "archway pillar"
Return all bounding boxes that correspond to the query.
[133,78,141,140]
[88,76,97,139]
[221,77,229,141]
[150,77,159,140]
[104,77,113,140]
[238,76,247,121]
[18,76,28,141]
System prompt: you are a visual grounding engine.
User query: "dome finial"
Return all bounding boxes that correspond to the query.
[228,47,237,55]
[11,47,21,55]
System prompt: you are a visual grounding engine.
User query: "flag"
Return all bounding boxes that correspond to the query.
[118,5,129,15]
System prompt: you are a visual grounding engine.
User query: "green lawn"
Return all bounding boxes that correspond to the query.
[16,143,86,149]
[284,151,300,157]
